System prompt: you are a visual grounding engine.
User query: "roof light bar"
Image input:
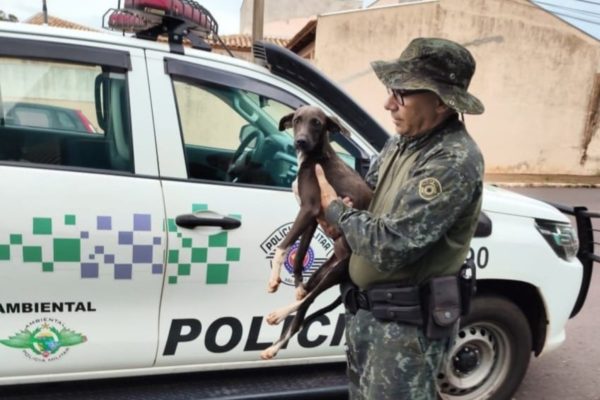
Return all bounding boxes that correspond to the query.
[103,0,223,55]
[106,0,217,35]
[105,9,154,32]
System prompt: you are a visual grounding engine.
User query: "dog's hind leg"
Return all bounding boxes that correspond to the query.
[261,255,346,360]
[265,252,337,326]
[266,297,305,326]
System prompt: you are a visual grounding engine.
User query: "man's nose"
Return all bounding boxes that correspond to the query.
[384,94,397,111]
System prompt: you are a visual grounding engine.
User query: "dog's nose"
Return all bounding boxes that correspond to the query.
[295,139,308,150]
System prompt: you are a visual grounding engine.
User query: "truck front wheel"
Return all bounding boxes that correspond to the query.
[437,295,532,400]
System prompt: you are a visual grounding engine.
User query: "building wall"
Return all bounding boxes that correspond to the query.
[240,0,362,36]
[368,0,429,6]
[313,0,600,176]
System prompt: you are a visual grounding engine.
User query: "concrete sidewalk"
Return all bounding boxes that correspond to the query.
[485,173,600,188]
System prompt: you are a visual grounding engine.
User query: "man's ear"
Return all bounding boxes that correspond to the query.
[435,97,451,114]
[326,115,350,137]
[279,112,294,131]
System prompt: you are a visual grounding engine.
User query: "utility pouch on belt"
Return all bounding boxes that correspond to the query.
[367,284,423,326]
[424,276,461,340]
[459,258,477,316]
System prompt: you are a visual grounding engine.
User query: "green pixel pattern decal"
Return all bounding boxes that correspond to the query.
[0,204,241,285]
[0,213,165,280]
[166,203,241,285]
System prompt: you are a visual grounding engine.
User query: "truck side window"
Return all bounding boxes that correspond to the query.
[0,57,133,173]
[172,79,298,188]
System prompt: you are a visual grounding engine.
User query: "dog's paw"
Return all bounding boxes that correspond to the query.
[260,347,277,360]
[267,278,281,293]
[295,285,307,301]
[266,310,285,325]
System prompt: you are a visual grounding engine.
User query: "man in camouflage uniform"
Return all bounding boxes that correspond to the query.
[315,38,485,399]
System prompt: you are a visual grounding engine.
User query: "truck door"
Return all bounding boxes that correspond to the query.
[147,53,357,365]
[0,38,165,378]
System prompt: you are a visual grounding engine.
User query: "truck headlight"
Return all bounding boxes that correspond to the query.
[535,219,579,261]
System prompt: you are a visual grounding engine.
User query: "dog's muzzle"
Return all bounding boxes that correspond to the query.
[294,139,310,151]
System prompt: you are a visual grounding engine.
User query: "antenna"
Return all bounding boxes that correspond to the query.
[42,0,48,25]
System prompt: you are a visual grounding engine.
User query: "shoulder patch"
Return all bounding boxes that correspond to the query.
[418,178,442,200]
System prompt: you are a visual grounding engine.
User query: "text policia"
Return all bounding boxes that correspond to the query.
[163,313,346,355]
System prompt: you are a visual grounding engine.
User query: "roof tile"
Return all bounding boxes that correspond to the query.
[209,34,288,51]
[25,13,98,31]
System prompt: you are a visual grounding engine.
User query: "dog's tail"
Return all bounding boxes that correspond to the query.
[303,295,342,326]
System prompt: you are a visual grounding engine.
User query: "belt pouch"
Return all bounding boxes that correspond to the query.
[370,304,423,325]
[367,285,423,325]
[425,276,461,340]
[367,285,421,306]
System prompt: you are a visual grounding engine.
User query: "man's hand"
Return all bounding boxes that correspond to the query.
[315,164,354,239]
[315,164,338,210]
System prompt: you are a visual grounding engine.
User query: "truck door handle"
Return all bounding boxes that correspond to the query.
[175,214,241,230]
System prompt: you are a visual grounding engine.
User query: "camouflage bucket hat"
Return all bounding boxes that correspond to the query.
[371,37,484,114]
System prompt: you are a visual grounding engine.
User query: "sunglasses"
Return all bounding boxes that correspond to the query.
[386,88,431,106]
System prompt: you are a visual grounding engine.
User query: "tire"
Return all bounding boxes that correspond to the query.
[437,295,532,400]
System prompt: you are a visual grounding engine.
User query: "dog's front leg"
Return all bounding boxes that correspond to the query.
[293,220,318,300]
[268,205,319,293]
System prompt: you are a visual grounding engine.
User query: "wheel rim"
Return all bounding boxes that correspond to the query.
[438,322,511,399]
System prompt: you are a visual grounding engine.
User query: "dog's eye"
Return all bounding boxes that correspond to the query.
[292,118,300,125]
[311,119,322,127]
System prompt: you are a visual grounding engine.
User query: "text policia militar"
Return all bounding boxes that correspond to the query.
[163,313,346,355]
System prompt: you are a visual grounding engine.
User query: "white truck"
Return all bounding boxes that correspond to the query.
[0,2,596,399]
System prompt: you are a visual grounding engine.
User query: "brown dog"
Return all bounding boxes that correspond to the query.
[261,105,372,360]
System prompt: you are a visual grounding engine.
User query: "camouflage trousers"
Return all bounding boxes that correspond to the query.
[345,309,447,400]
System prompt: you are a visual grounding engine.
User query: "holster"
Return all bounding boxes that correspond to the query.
[423,275,461,340]
[340,280,360,314]
[459,258,477,316]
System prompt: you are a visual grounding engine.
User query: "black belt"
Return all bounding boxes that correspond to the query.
[341,281,424,326]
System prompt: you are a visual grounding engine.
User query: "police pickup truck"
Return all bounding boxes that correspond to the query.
[0,2,597,399]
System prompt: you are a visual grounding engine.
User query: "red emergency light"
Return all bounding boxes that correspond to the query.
[104,0,218,40]
[106,9,154,32]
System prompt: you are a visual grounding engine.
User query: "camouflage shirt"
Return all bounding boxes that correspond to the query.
[324,115,484,288]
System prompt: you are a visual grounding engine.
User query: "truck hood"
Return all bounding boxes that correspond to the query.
[482,185,569,222]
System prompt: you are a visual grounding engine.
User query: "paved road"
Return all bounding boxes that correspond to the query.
[508,187,600,400]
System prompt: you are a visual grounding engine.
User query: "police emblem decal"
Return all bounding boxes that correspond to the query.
[260,223,333,287]
[0,318,87,362]
[284,242,315,274]
[418,177,442,200]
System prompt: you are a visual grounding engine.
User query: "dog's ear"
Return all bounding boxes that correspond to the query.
[326,115,350,137]
[279,112,294,131]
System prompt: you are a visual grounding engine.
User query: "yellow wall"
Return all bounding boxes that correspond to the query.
[314,0,600,176]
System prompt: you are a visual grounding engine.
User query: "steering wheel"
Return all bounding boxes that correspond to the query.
[226,129,265,182]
